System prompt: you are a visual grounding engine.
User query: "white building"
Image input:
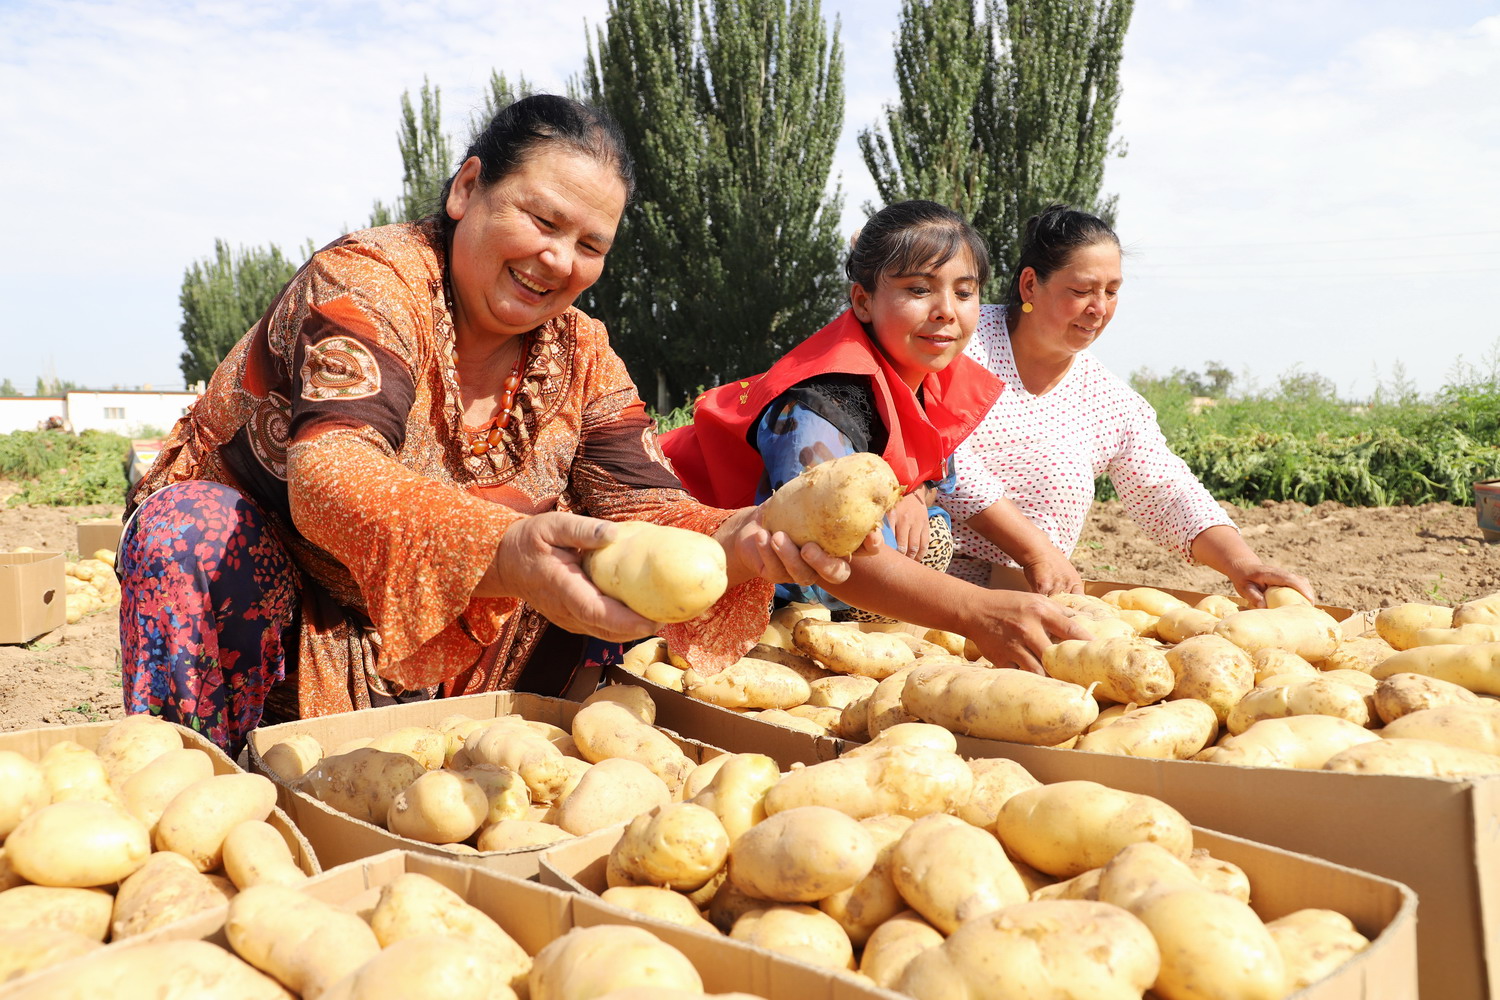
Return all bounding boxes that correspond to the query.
[0,389,200,436]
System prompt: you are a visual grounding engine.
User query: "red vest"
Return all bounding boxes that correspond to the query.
[660,310,1004,508]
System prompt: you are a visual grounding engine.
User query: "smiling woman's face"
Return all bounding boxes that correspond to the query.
[851,250,982,391]
[444,145,627,343]
[1019,240,1123,354]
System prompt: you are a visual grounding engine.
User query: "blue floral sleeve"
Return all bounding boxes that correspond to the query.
[754,397,946,608]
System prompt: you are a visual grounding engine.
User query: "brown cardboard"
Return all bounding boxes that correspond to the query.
[951,739,1497,998]
[245,691,726,877]
[0,719,319,878]
[75,518,123,560]
[541,823,1416,1000]
[0,552,65,644]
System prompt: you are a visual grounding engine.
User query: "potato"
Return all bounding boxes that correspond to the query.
[844,720,958,757]
[599,886,718,934]
[1030,867,1102,902]
[687,753,780,843]
[555,758,672,836]
[1098,843,1285,1000]
[476,820,574,852]
[900,659,1100,745]
[1318,634,1396,674]
[866,663,923,735]
[730,904,855,971]
[729,805,876,902]
[367,727,447,770]
[897,899,1161,1000]
[1043,638,1175,705]
[1184,849,1252,904]
[859,909,945,989]
[1453,591,1500,627]
[2,938,295,1000]
[1323,737,1500,776]
[1370,641,1500,694]
[220,821,307,889]
[95,715,184,785]
[0,927,102,983]
[890,813,1028,933]
[800,813,908,947]
[463,728,577,803]
[1071,615,1139,640]
[297,748,427,826]
[1105,587,1190,616]
[644,659,688,691]
[1155,605,1221,644]
[1077,699,1220,759]
[1251,648,1318,683]
[1201,715,1381,769]
[1226,676,1371,735]
[1214,605,1342,660]
[368,873,530,990]
[583,521,728,623]
[835,694,873,740]
[0,750,49,839]
[384,769,490,845]
[780,705,842,731]
[1410,623,1500,646]
[227,884,381,998]
[319,935,521,1000]
[996,780,1193,878]
[1379,702,1500,755]
[155,773,277,872]
[6,800,151,887]
[1164,635,1255,724]
[39,741,119,805]
[0,885,113,939]
[746,643,829,682]
[620,637,670,676]
[955,757,1042,830]
[682,658,811,709]
[1373,672,1481,723]
[763,745,973,820]
[760,452,902,557]
[455,763,531,827]
[530,925,703,999]
[572,699,693,795]
[612,803,730,892]
[791,619,914,679]
[1267,908,1371,992]
[110,851,229,939]
[1375,603,1454,650]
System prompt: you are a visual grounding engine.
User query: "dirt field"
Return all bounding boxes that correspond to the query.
[3,492,1498,733]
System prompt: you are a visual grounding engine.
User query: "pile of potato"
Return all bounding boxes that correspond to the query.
[259,689,720,854]
[6,867,763,999]
[0,716,309,984]
[590,723,1373,999]
[628,586,1500,776]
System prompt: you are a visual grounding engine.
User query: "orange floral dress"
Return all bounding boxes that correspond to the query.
[129,219,770,718]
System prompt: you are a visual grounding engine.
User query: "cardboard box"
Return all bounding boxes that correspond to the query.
[246,691,726,877]
[0,552,66,644]
[541,823,1416,1000]
[75,517,123,560]
[1476,478,1500,543]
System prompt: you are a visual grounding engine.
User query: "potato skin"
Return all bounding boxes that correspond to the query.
[996,780,1193,878]
[368,873,530,992]
[897,900,1160,1000]
[599,886,718,933]
[1373,672,1480,724]
[1043,638,1176,705]
[760,452,902,557]
[7,800,152,887]
[1225,677,1370,735]
[687,753,780,842]
[890,814,1029,934]
[1376,603,1454,649]
[1076,699,1219,759]
[1267,908,1371,991]
[816,814,912,947]
[728,805,876,903]
[297,748,427,826]
[583,521,728,623]
[0,885,114,940]
[956,757,1042,830]
[386,769,489,845]
[1379,703,1500,756]
[860,910,944,989]
[792,619,914,679]
[1323,737,1500,776]
[683,658,811,709]
[571,700,693,795]
[221,821,309,889]
[0,928,102,984]
[763,745,973,820]
[612,802,730,892]
[110,851,229,939]
[900,660,1100,745]
[94,715,184,786]
[1214,605,1342,660]
[555,758,672,836]
[1165,635,1254,723]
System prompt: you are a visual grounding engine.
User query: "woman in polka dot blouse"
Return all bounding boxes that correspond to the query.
[943,205,1314,607]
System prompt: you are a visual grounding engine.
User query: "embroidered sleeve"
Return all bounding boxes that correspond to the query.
[1108,395,1236,561]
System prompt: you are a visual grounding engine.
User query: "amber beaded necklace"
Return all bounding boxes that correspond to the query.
[457,337,528,457]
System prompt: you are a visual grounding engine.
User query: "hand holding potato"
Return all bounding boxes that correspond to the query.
[713,504,872,591]
[967,590,1093,673]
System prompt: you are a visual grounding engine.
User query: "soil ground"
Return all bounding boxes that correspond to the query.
[3,490,1498,733]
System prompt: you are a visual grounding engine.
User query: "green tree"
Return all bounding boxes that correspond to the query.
[178,241,298,385]
[0,379,18,397]
[470,70,534,138]
[584,0,847,412]
[861,0,1132,293]
[369,77,455,225]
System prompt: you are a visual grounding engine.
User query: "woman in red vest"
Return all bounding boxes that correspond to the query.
[661,201,1086,671]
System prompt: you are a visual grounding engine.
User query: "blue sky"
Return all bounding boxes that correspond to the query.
[2,0,1497,399]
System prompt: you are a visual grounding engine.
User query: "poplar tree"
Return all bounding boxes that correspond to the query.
[178,241,298,385]
[370,77,454,225]
[861,0,1132,293]
[584,0,847,412]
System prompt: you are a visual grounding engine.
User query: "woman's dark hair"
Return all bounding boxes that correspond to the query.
[1005,204,1119,308]
[845,200,991,293]
[436,94,636,244]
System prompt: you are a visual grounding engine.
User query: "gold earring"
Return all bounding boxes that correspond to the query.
[1021,302,1033,314]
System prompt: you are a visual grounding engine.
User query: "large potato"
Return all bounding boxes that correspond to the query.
[612,803,730,892]
[599,886,718,934]
[1225,676,1370,735]
[1373,672,1480,724]
[763,745,973,820]
[583,521,728,623]
[39,742,119,805]
[259,733,326,781]
[1318,635,1396,674]
[1370,642,1500,694]
[555,758,671,836]
[900,660,1100,745]
[110,851,230,939]
[1164,635,1254,723]
[955,757,1042,830]
[760,452,902,557]
[367,727,447,771]
[1453,591,1500,627]
[155,773,277,872]
[119,747,217,833]
[386,769,489,845]
[1043,637,1175,705]
[368,873,530,992]
[476,820,574,852]
[1104,587,1190,616]
[226,883,381,998]
[890,814,1028,933]
[816,814,912,947]
[996,781,1193,878]
[1267,908,1371,992]
[1214,605,1341,660]
[1375,603,1453,650]
[1076,699,1219,759]
[6,800,151,887]
[686,753,780,843]
[94,715,184,785]
[1201,715,1380,769]
[463,727,579,803]
[1379,702,1500,755]
[0,885,114,940]
[730,904,855,971]
[859,910,944,990]
[728,805,876,903]
[1155,605,1221,644]
[897,899,1160,1000]
[319,935,521,1000]
[792,619,915,679]
[683,658,811,709]
[0,928,102,984]
[297,748,428,825]
[1323,737,1500,776]
[529,925,703,999]
[2,939,294,1000]
[571,699,693,795]
[222,820,309,889]
[0,750,49,838]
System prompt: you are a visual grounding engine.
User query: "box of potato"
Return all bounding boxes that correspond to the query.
[0,716,319,994]
[3,847,926,999]
[245,689,727,878]
[536,745,1416,1000]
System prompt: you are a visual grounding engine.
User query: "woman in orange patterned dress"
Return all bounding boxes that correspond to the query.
[119,95,853,751]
